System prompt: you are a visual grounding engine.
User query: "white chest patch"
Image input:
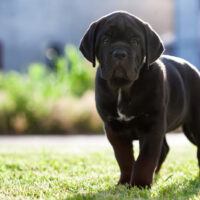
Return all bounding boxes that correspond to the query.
[116,88,135,122]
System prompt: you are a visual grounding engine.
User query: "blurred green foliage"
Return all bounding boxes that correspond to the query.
[0,45,99,134]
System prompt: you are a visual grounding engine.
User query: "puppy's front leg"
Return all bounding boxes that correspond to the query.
[130,130,163,189]
[105,125,134,185]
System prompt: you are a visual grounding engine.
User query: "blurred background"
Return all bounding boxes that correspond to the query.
[0,0,199,134]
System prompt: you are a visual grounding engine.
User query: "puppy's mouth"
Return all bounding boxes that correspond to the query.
[100,65,139,87]
[109,77,132,87]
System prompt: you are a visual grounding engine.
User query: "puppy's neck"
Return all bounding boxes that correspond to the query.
[117,88,122,105]
[116,88,135,122]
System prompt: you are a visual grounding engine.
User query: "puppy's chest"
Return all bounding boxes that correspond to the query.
[116,89,135,122]
[110,88,144,122]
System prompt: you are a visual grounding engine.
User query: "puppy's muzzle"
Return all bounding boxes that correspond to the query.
[111,49,129,79]
[113,68,125,79]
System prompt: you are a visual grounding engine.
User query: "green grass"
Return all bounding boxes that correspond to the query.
[0,143,199,199]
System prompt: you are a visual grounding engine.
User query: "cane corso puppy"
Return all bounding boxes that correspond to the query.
[79,11,200,188]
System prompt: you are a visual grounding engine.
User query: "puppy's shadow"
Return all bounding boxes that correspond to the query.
[67,176,200,200]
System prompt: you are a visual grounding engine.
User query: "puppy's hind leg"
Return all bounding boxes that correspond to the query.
[183,110,200,174]
[182,124,196,145]
[155,137,169,173]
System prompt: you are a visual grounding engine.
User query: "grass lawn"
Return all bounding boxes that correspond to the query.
[0,142,199,199]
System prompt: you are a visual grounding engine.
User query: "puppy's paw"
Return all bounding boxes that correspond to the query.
[130,178,152,189]
[117,178,130,185]
[131,182,151,189]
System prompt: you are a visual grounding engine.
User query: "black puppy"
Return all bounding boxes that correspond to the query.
[79,11,200,188]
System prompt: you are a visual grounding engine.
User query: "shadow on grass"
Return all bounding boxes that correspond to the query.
[66,176,200,200]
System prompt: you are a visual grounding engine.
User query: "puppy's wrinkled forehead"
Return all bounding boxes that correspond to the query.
[102,13,143,37]
[107,14,129,29]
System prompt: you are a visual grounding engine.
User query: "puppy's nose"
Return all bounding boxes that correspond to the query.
[112,49,128,59]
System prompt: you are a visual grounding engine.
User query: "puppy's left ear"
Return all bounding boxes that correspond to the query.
[79,22,98,67]
[144,23,164,68]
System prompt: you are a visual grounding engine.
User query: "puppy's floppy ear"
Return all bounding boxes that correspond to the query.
[79,22,98,67]
[144,23,164,68]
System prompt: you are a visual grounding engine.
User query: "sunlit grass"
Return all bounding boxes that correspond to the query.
[0,144,199,199]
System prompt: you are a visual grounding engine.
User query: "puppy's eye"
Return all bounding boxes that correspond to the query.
[103,38,110,44]
[130,39,138,46]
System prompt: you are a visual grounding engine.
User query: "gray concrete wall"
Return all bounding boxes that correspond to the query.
[0,0,173,71]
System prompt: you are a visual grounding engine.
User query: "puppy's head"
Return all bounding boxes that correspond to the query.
[79,11,164,88]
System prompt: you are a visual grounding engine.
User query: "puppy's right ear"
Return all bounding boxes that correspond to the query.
[79,22,98,67]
